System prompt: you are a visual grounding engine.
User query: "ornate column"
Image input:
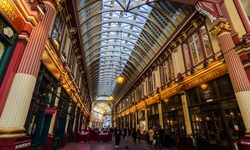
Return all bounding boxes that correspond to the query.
[0,0,56,140]
[211,21,250,136]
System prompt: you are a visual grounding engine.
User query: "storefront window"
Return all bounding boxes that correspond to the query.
[186,88,200,106]
[215,75,235,99]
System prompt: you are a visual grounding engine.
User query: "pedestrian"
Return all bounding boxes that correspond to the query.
[132,128,137,143]
[153,130,162,150]
[158,125,164,147]
[114,127,122,149]
[148,126,154,146]
[137,128,141,143]
[123,125,130,148]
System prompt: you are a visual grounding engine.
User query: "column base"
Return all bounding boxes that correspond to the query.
[45,134,54,150]
[240,136,250,150]
[0,136,31,150]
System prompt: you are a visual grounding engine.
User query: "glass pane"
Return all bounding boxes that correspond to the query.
[216,75,235,99]
[200,26,213,57]
[190,42,198,64]
[0,42,4,61]
[182,43,191,69]
[240,0,250,21]
[170,57,175,79]
[187,88,200,106]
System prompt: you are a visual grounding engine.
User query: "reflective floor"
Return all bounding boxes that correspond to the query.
[59,137,175,150]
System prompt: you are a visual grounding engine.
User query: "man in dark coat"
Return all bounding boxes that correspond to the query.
[114,127,122,148]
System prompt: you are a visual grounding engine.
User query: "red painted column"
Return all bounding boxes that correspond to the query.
[0,1,56,149]
[211,21,250,149]
[211,22,250,92]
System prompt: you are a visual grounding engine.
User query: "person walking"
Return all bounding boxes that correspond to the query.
[123,125,130,148]
[137,128,141,143]
[132,128,137,143]
[114,127,122,149]
[158,125,165,147]
[148,126,154,146]
[153,130,162,150]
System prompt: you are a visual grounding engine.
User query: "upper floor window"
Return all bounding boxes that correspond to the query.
[148,75,154,93]
[67,45,75,73]
[240,0,250,21]
[182,25,213,69]
[51,13,66,51]
[161,55,175,85]
[137,84,143,100]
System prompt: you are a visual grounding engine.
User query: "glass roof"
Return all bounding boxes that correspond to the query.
[76,0,194,104]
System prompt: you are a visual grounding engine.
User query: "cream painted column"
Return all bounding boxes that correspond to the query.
[0,1,56,138]
[145,109,148,131]
[48,87,61,134]
[211,22,250,135]
[72,108,78,132]
[65,107,71,133]
[128,113,131,127]
[181,94,192,136]
[158,102,163,128]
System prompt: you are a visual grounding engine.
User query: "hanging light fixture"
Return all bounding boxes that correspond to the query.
[116,30,125,84]
[108,95,114,100]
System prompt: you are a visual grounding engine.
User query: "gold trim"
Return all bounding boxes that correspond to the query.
[0,133,26,138]
[211,22,232,37]
[0,127,25,133]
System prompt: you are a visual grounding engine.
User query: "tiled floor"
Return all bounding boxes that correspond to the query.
[59,137,175,150]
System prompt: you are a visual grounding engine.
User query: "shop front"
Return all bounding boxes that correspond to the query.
[147,103,159,128]
[186,75,244,150]
[162,94,186,148]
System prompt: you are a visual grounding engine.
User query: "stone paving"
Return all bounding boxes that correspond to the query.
[60,137,176,150]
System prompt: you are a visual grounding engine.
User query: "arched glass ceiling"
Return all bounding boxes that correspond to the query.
[76,0,194,102]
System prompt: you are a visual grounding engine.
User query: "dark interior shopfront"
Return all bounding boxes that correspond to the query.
[186,75,245,150]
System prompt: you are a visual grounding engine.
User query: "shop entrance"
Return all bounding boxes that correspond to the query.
[190,100,244,150]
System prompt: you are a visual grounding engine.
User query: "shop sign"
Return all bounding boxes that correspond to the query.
[0,0,25,32]
[45,107,56,114]
[15,142,31,149]
[161,88,179,100]
[184,64,227,90]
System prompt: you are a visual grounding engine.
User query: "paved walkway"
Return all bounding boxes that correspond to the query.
[60,137,176,150]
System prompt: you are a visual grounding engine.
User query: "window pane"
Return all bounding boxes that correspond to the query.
[200,26,213,57]
[182,43,191,69]
[195,38,204,62]
[189,33,204,64]
[164,61,170,82]
[169,57,175,79]
[190,42,198,64]
[240,0,250,21]
[0,42,4,61]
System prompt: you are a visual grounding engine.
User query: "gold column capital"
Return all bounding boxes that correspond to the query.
[55,0,65,11]
[211,22,232,37]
